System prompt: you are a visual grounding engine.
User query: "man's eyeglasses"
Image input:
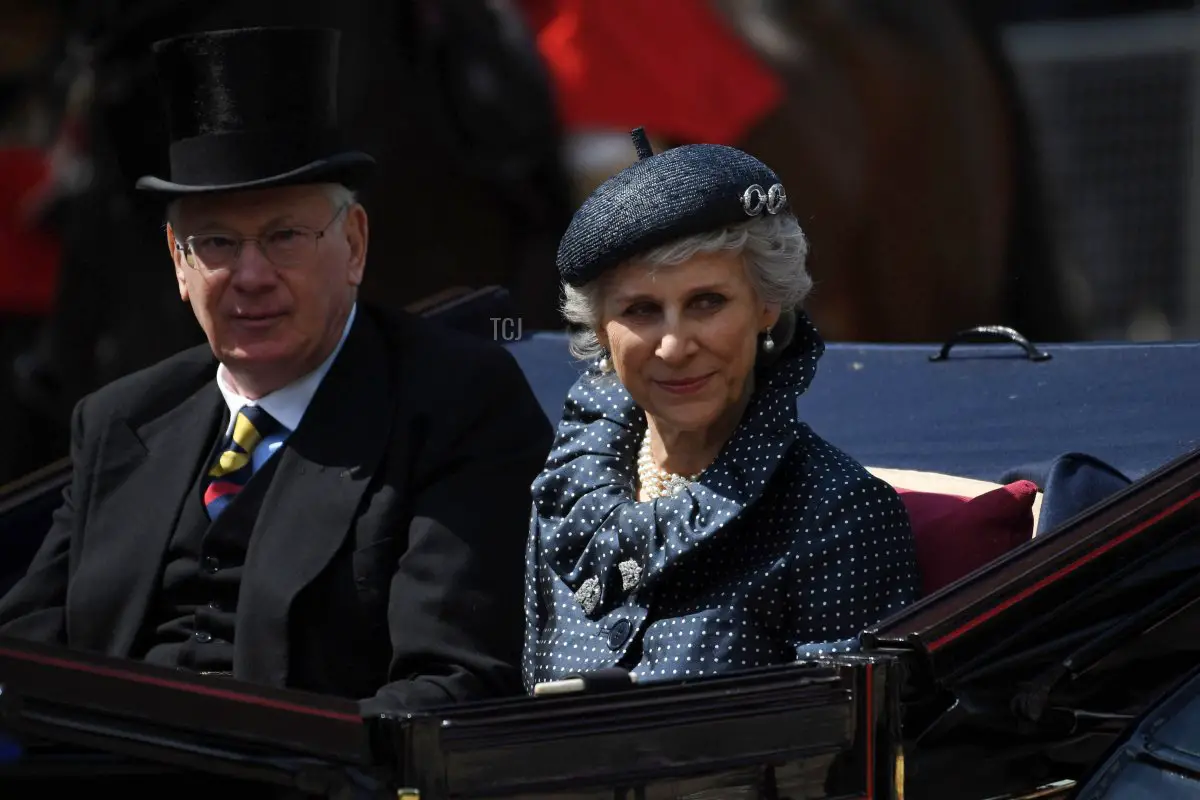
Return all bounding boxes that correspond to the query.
[175,204,349,272]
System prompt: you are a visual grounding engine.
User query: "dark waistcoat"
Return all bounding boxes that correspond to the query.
[139,417,281,674]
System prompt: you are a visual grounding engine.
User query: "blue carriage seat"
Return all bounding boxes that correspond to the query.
[504,330,1200,593]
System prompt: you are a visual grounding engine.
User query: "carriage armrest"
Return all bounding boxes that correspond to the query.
[410,285,519,339]
[404,286,476,315]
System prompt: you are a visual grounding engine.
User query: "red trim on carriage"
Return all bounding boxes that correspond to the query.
[864,661,876,799]
[0,645,363,723]
[927,489,1200,652]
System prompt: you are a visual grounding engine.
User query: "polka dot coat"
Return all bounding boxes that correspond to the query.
[522,313,920,690]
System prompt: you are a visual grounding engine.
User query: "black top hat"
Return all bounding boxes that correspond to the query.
[556,128,789,287]
[135,27,376,197]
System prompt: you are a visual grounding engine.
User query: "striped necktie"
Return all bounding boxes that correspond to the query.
[203,405,283,519]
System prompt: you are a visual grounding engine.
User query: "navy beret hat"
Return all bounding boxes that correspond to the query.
[556,128,789,287]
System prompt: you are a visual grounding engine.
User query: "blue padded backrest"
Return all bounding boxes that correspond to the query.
[505,334,1200,483]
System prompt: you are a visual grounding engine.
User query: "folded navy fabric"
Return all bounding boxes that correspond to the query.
[1003,452,1132,535]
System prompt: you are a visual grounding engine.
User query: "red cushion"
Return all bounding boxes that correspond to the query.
[895,480,1038,596]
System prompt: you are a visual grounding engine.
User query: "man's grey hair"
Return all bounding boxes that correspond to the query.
[322,183,358,214]
[562,213,813,362]
[166,182,357,229]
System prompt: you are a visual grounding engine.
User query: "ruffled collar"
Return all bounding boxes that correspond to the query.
[531,312,826,619]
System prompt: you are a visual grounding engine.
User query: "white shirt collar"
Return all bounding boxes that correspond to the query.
[216,303,357,433]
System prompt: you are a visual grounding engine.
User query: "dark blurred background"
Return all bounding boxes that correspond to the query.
[0,0,1197,484]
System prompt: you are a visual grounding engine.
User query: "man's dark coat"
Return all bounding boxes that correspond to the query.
[0,305,554,715]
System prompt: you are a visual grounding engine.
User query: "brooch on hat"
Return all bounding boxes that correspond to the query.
[743,183,787,217]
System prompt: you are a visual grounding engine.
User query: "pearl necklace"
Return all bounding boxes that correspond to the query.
[637,427,701,500]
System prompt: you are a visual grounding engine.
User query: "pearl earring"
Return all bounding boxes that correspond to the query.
[762,329,775,352]
[597,351,612,372]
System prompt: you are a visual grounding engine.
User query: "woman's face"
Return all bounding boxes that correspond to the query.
[599,250,780,434]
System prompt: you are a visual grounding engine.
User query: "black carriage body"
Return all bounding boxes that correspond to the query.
[1,317,1198,799]
[872,447,1200,798]
[0,637,903,799]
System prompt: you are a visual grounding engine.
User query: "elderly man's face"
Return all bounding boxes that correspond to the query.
[167,184,367,397]
[599,250,780,435]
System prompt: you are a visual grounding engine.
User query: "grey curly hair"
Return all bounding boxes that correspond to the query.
[561,212,812,363]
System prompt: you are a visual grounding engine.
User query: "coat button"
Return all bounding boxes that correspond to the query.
[194,631,213,644]
[608,619,632,650]
[201,556,220,574]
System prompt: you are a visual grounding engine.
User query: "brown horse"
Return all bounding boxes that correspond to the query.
[550,0,1075,343]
